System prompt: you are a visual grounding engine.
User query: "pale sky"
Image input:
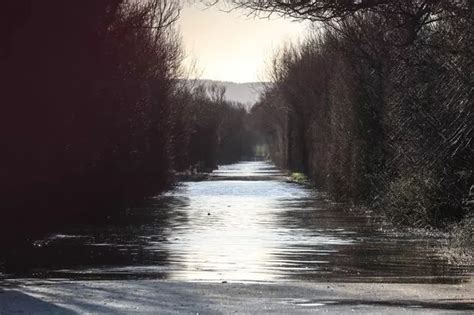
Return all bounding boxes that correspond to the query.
[178,2,308,83]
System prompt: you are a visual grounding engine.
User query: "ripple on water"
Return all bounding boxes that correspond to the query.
[0,161,471,283]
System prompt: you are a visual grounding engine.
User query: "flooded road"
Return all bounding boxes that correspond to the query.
[1,161,471,283]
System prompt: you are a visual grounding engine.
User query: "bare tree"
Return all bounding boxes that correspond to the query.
[248,0,472,226]
[205,0,470,44]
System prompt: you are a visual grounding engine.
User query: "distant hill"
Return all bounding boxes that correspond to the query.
[185,79,267,107]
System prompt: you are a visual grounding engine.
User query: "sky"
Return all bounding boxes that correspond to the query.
[178,2,309,83]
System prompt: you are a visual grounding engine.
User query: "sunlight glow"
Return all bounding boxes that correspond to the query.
[178,3,308,83]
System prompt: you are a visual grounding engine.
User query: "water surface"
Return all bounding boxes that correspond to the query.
[1,161,471,283]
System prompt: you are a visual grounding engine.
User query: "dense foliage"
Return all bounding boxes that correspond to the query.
[171,82,258,173]
[250,0,473,227]
[0,1,254,238]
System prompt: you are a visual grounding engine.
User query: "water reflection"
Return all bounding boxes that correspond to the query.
[161,173,344,281]
[0,161,471,283]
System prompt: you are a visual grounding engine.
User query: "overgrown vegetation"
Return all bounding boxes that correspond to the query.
[171,82,259,173]
[1,0,471,240]
[446,216,474,263]
[248,0,473,228]
[0,0,257,239]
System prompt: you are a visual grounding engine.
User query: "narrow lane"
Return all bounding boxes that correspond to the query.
[1,161,471,283]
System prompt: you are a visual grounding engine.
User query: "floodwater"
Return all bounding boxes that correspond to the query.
[0,161,471,283]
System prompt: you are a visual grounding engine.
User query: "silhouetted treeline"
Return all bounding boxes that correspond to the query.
[0,1,255,238]
[0,0,183,235]
[171,83,258,172]
[251,1,472,227]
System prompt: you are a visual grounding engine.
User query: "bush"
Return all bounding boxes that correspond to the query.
[249,1,472,227]
[383,170,440,228]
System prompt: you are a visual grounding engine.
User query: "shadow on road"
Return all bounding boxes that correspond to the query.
[0,288,77,314]
[287,298,474,311]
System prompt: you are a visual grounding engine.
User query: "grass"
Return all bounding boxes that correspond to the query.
[289,172,311,185]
